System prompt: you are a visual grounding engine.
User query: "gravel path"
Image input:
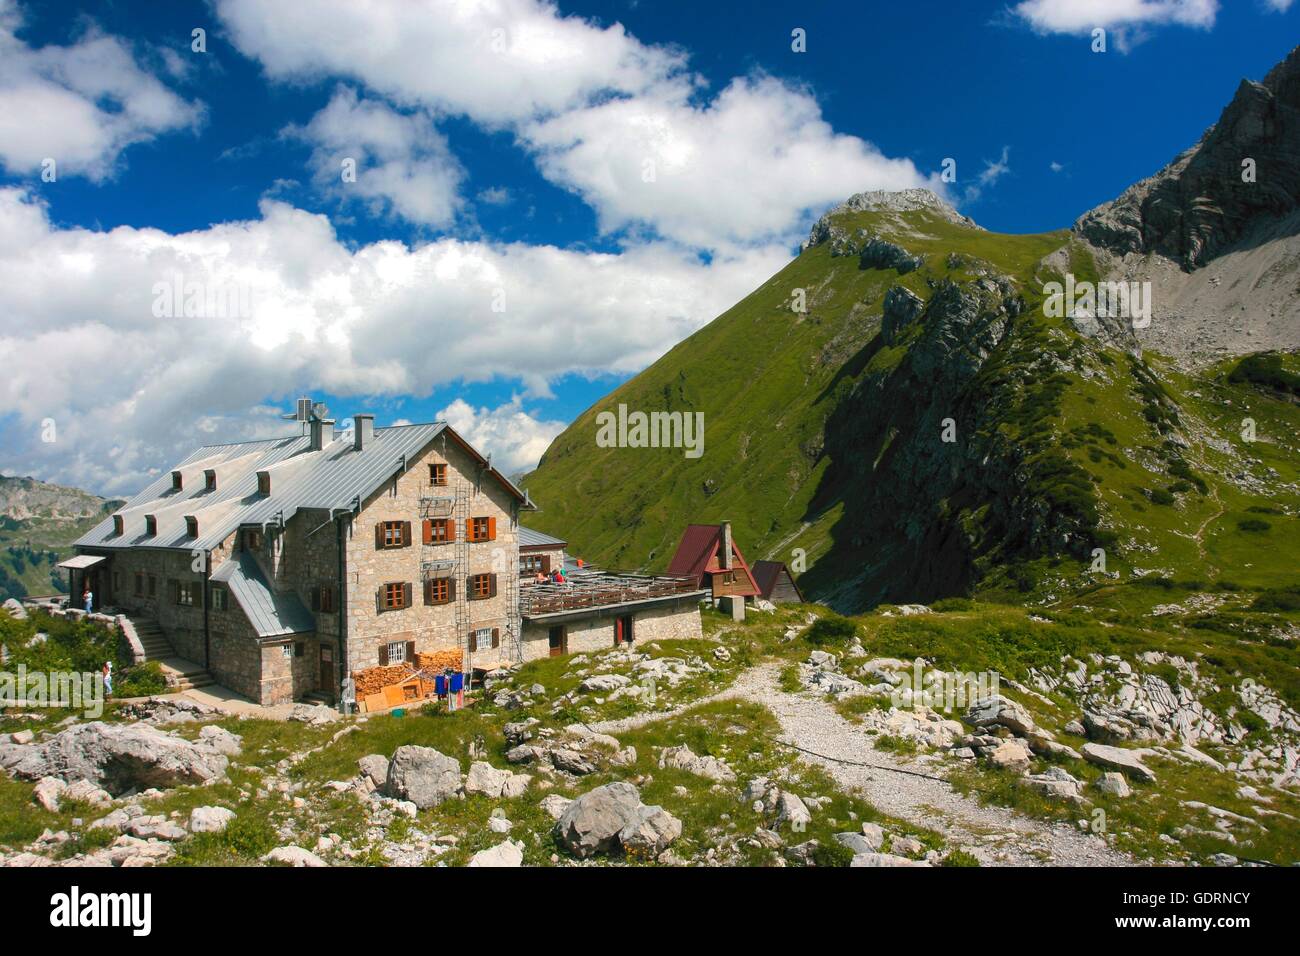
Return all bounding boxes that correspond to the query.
[595,663,1133,867]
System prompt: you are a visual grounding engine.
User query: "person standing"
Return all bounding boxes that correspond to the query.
[82,584,93,614]
[102,660,113,698]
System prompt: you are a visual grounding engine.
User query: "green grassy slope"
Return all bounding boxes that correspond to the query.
[523,198,1300,612]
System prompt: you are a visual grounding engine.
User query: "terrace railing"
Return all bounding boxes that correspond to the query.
[520,569,700,616]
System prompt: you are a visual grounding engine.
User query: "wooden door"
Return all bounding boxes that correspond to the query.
[548,626,566,657]
[319,644,335,697]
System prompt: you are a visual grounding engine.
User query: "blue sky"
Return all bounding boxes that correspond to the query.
[0,0,1294,496]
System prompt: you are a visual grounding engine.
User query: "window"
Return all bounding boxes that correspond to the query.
[381,582,410,611]
[468,516,496,542]
[472,627,497,652]
[377,520,410,549]
[522,554,550,574]
[171,471,183,491]
[175,581,197,607]
[211,585,226,610]
[469,572,496,600]
[386,641,407,664]
[423,518,453,544]
[147,575,157,598]
[185,516,198,538]
[244,529,263,551]
[281,644,293,659]
[424,577,451,605]
[204,469,217,491]
[257,471,270,496]
[312,585,335,613]
[135,572,144,597]
[144,514,157,536]
[294,642,304,658]
[112,514,124,536]
[429,462,448,486]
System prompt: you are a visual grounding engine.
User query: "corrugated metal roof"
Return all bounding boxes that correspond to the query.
[519,525,567,549]
[74,422,530,554]
[211,550,315,638]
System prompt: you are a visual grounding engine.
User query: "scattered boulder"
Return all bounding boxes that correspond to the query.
[539,794,572,821]
[0,721,228,795]
[263,846,327,867]
[468,841,523,867]
[1019,766,1087,805]
[197,725,243,756]
[1095,772,1132,798]
[550,749,598,776]
[553,782,681,860]
[288,703,339,725]
[33,777,65,813]
[966,695,1036,736]
[190,806,236,834]
[579,674,630,693]
[775,792,812,830]
[385,746,463,809]
[987,739,1032,774]
[465,761,512,798]
[1081,742,1156,783]
[126,816,187,841]
[357,754,390,789]
[851,852,931,867]
[657,745,736,782]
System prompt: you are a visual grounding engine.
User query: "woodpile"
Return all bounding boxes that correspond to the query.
[350,648,466,713]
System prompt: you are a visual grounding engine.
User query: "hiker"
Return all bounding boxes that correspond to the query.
[102,661,113,698]
[82,585,93,614]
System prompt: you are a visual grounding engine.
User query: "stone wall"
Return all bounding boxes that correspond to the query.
[520,597,702,661]
[345,434,521,672]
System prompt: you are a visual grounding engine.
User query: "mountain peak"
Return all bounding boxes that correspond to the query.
[804,188,980,250]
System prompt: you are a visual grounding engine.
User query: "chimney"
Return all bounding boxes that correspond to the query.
[720,520,732,570]
[353,414,374,451]
[309,417,335,451]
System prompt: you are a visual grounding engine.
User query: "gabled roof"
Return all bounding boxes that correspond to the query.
[751,560,806,602]
[519,525,567,550]
[665,523,761,596]
[211,550,315,638]
[75,422,530,554]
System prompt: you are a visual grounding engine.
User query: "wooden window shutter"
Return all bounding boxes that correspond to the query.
[487,516,497,541]
[423,579,432,605]
[447,518,456,542]
[378,642,389,665]
[377,586,386,612]
[401,521,412,547]
[491,627,500,649]
[310,587,321,612]
[422,519,432,545]
[490,573,498,598]
[375,522,385,550]
[541,555,551,574]
[406,640,416,662]
[402,582,413,608]
[447,577,456,602]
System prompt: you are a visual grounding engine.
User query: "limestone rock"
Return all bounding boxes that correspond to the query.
[263,846,327,867]
[385,745,463,809]
[468,841,523,867]
[657,744,736,782]
[1081,742,1156,782]
[189,805,236,833]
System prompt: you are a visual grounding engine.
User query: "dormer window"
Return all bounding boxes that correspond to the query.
[144,514,157,536]
[185,515,198,538]
[257,471,271,496]
[112,514,124,536]
[204,469,217,491]
[171,471,183,491]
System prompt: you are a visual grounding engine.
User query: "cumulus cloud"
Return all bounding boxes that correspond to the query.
[1262,0,1293,11]
[1013,0,1219,33]
[0,187,785,494]
[522,74,934,251]
[0,0,200,180]
[289,87,464,227]
[215,0,934,248]
[213,0,681,126]
[436,396,565,474]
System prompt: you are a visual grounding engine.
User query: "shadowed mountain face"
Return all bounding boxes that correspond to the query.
[1075,46,1300,270]
[523,46,1300,609]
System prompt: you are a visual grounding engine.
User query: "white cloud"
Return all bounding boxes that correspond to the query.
[0,0,201,180]
[290,87,464,227]
[1013,0,1219,33]
[963,146,1011,204]
[1262,0,1293,11]
[477,186,512,206]
[213,0,681,126]
[522,74,934,251]
[216,0,935,249]
[0,187,784,494]
[436,396,564,474]
[1050,161,1065,173]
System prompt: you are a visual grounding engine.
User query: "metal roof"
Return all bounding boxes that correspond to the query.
[210,550,315,638]
[519,525,567,549]
[74,422,530,554]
